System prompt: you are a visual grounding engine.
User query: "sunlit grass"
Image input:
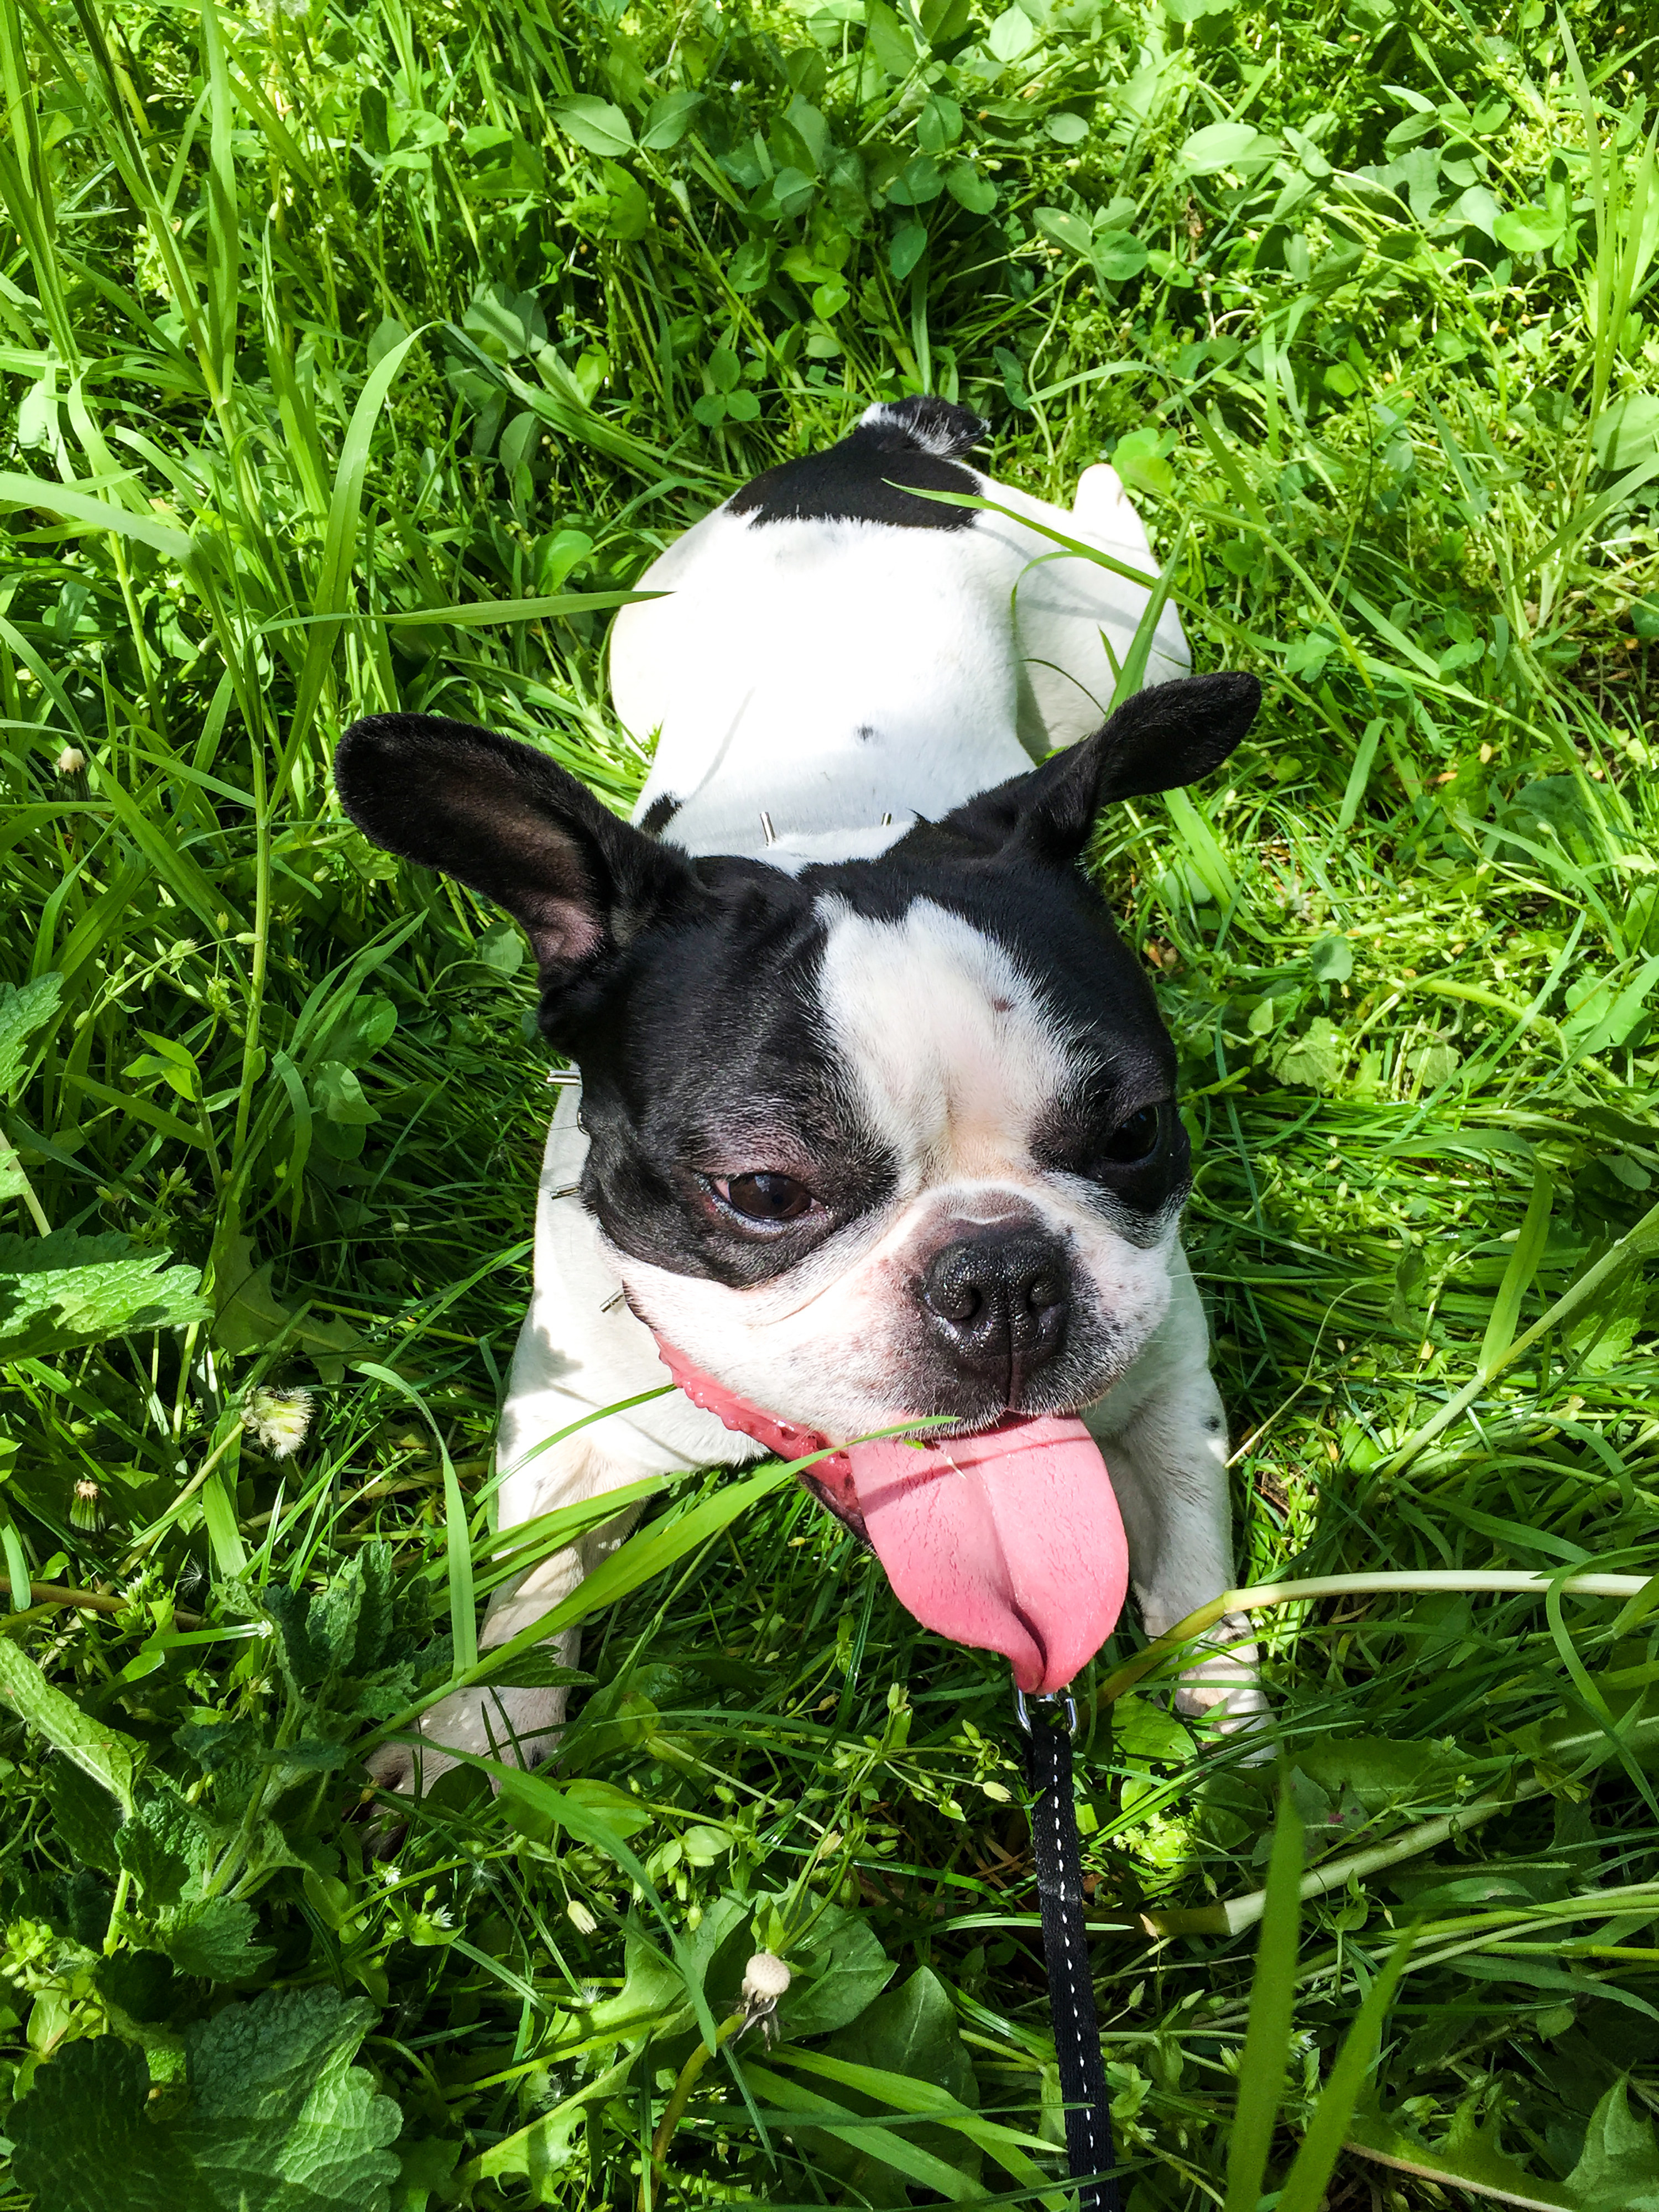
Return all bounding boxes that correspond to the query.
[0,0,1656,2203]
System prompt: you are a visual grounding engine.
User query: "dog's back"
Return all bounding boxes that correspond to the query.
[611,398,1189,867]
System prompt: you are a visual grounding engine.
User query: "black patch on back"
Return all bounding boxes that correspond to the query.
[639,793,681,837]
[872,397,988,457]
[727,401,987,531]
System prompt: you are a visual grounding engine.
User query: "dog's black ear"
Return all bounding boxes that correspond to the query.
[334,714,702,982]
[938,671,1261,862]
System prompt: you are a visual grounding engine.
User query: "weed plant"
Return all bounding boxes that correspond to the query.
[0,0,1657,2204]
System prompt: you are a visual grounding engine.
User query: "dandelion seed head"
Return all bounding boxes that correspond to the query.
[243,1386,312,1458]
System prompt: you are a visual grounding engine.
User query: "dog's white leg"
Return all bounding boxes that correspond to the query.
[366,1092,750,1805]
[363,1431,660,1803]
[1084,1249,1266,1727]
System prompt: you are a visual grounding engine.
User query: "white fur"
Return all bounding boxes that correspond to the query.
[369,452,1259,1801]
[612,460,1187,862]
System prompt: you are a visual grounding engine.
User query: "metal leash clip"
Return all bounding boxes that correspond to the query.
[1013,1685,1078,1735]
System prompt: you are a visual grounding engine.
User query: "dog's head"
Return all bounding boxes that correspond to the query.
[335,672,1258,1442]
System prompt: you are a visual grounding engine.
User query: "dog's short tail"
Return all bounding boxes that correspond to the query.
[858,395,988,460]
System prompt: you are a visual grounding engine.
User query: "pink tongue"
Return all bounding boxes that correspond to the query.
[844,1418,1127,1693]
[653,1336,1128,1693]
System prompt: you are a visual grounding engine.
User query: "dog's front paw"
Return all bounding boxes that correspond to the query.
[1173,1614,1270,1745]
[358,1682,565,1840]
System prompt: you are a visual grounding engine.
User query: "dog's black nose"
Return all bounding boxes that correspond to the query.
[919,1232,1070,1401]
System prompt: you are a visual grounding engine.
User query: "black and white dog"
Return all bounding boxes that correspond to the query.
[336,398,1265,1791]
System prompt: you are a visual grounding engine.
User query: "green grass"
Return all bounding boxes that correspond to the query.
[1,0,1658,2203]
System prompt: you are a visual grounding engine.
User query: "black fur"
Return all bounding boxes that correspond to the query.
[727,400,989,531]
[939,671,1261,863]
[638,792,681,837]
[333,714,706,994]
[331,672,1258,1307]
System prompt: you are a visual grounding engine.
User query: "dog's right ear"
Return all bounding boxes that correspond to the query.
[937,671,1260,865]
[334,714,703,991]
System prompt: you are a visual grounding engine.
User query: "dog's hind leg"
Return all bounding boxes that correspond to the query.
[975,464,1193,752]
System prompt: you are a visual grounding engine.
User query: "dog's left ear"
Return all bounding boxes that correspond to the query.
[939,671,1261,863]
[333,713,704,989]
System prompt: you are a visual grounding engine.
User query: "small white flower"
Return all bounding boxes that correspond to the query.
[242,1386,312,1458]
[56,746,86,777]
[566,1898,598,1936]
[742,1952,790,2003]
[739,1952,791,2046]
[70,1478,103,1533]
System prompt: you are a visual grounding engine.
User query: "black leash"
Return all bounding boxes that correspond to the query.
[1018,1687,1121,2212]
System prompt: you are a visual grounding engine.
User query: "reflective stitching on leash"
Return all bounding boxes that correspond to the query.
[1021,1686,1118,2212]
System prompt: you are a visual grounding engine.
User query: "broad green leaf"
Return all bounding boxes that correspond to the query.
[501,1772,653,1843]
[1564,954,1659,1056]
[887,154,943,206]
[0,1230,210,1359]
[0,1636,138,1813]
[1309,933,1354,984]
[821,1966,982,2183]
[312,1058,378,1126]
[777,1900,894,2037]
[1272,1015,1344,1092]
[640,89,701,149]
[158,1895,276,1981]
[864,0,916,74]
[1093,231,1148,281]
[212,1237,365,1364]
[315,992,398,1066]
[476,918,523,975]
[551,96,634,158]
[1034,204,1092,257]
[1449,182,1503,237]
[1112,1690,1192,1763]
[1565,2080,1659,2209]
[917,92,962,152]
[576,1929,687,2035]
[41,1757,123,1872]
[1593,390,1659,471]
[1180,122,1277,173]
[11,1987,401,2211]
[463,2052,635,2184]
[1348,2088,1580,2210]
[984,4,1036,60]
[0,971,62,1093]
[1493,204,1564,254]
[946,163,998,214]
[116,1788,215,1907]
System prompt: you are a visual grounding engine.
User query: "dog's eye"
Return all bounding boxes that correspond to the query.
[716,1173,813,1223]
[1099,1105,1162,1165]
